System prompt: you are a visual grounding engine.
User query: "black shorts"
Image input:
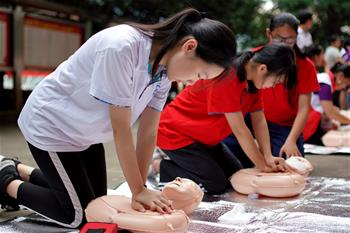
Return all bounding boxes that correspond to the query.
[159,142,242,194]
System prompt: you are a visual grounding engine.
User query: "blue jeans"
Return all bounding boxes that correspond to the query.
[223,116,304,168]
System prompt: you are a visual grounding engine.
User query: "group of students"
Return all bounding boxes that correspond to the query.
[302,45,350,144]
[0,7,337,229]
[293,9,350,144]
[153,12,319,193]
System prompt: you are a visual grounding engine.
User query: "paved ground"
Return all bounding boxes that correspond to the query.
[0,123,127,188]
[0,123,349,189]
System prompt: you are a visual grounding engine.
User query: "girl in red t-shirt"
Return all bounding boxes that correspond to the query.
[225,13,319,169]
[264,13,320,157]
[154,44,297,194]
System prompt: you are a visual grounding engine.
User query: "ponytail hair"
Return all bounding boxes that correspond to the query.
[234,43,297,101]
[232,51,254,83]
[126,8,237,75]
[254,43,297,94]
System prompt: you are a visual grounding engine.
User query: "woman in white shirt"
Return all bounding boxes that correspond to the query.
[0,8,236,228]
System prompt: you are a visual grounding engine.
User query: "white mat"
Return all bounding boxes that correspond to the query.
[304,143,350,154]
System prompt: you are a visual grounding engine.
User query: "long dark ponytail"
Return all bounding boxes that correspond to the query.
[234,43,297,102]
[126,8,237,75]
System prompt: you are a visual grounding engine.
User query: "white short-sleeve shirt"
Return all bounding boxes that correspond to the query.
[324,46,341,69]
[297,27,313,52]
[18,25,171,152]
[311,72,333,114]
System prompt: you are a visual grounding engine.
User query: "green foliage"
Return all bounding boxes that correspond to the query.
[109,0,270,49]
[274,0,350,47]
[48,0,270,49]
[48,0,349,50]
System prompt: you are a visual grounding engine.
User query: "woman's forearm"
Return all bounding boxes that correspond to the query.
[136,107,161,183]
[286,94,310,143]
[235,129,266,168]
[114,129,144,194]
[322,101,350,124]
[110,107,144,195]
[251,111,273,156]
[225,113,266,169]
[330,111,350,124]
[136,135,157,184]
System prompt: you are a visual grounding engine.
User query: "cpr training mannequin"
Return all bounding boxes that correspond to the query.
[230,157,313,198]
[162,177,204,215]
[85,177,203,233]
[320,109,350,147]
[284,156,313,176]
[322,130,350,147]
[85,195,189,233]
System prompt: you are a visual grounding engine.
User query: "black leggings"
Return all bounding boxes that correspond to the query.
[17,143,107,228]
[304,121,326,146]
[159,143,242,195]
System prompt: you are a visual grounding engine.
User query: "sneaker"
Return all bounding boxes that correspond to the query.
[0,155,21,170]
[1,195,20,211]
[0,157,21,211]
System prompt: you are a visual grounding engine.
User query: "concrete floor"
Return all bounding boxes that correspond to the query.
[0,123,349,191]
[0,123,125,188]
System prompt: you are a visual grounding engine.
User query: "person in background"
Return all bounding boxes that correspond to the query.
[0,8,236,228]
[325,34,344,69]
[340,37,350,63]
[224,12,319,168]
[296,10,313,52]
[332,63,350,109]
[153,43,296,194]
[306,45,327,73]
[303,46,350,145]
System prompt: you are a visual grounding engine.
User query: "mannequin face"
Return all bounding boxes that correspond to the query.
[165,177,199,193]
[164,38,224,85]
[167,177,185,189]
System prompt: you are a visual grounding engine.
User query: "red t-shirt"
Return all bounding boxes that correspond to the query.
[261,56,320,126]
[157,68,262,150]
